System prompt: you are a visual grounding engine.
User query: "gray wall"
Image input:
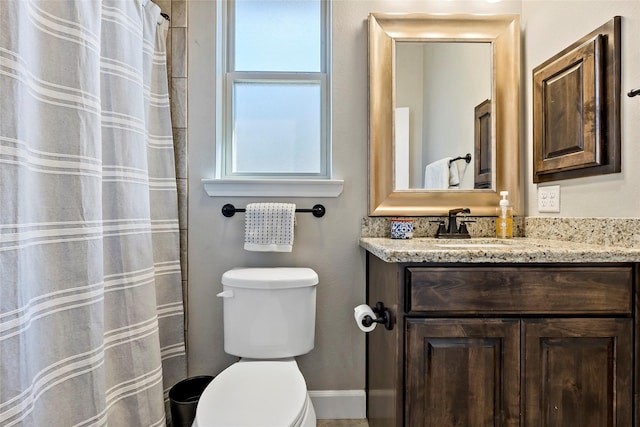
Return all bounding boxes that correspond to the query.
[522,0,640,217]
[187,0,640,393]
[187,0,374,390]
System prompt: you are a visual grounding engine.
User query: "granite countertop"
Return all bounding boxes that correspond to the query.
[359,237,640,263]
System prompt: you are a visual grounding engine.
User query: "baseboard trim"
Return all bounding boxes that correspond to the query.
[308,390,366,420]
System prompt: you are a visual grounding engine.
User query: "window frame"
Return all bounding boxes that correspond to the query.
[216,0,332,180]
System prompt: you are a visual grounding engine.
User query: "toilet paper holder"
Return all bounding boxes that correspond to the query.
[361,302,393,331]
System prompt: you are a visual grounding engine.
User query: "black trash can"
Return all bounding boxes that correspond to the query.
[169,375,214,427]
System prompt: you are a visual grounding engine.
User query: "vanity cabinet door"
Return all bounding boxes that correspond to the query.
[406,318,520,427]
[523,318,633,427]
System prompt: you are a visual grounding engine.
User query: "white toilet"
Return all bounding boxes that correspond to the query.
[193,267,319,427]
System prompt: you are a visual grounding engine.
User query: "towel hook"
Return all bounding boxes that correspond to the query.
[628,88,640,98]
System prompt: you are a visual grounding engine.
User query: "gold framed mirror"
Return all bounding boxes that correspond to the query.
[368,13,521,216]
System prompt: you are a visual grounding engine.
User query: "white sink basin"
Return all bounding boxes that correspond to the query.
[434,239,518,249]
[436,243,510,248]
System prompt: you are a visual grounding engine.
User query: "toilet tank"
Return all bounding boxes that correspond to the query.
[219,267,318,359]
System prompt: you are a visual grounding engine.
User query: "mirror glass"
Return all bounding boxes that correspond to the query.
[395,41,492,190]
[368,13,521,216]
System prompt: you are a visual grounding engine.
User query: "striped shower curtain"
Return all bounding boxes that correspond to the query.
[0,1,187,425]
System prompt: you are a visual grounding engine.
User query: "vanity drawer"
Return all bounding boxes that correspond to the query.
[406,266,633,315]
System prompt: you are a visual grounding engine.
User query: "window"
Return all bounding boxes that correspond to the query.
[217,0,331,180]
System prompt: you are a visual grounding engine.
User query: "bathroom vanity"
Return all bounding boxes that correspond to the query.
[360,238,640,427]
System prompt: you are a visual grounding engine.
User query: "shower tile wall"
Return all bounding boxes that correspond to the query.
[159,0,190,346]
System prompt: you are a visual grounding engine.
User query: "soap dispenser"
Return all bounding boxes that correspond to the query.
[496,191,513,239]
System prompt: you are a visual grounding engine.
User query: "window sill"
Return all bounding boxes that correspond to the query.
[202,178,344,198]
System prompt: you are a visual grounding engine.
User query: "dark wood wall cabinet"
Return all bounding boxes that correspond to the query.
[366,253,637,427]
[532,16,621,183]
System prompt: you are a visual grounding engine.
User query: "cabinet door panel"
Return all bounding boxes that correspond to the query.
[524,318,632,427]
[406,319,520,427]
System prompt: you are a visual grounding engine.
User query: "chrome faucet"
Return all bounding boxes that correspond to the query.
[435,208,472,239]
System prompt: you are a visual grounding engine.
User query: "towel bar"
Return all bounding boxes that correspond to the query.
[222,204,326,218]
[449,153,472,165]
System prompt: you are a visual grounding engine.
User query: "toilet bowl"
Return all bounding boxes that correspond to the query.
[193,268,318,427]
[193,359,315,427]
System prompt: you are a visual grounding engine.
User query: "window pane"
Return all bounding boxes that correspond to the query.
[233,82,321,174]
[234,0,321,72]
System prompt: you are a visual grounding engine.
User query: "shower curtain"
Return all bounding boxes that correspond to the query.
[0,1,187,425]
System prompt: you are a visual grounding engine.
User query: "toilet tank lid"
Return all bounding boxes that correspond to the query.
[222,267,318,289]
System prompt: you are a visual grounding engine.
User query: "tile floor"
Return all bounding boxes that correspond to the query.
[317,420,369,427]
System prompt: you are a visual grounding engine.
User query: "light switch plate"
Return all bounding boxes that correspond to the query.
[538,185,560,213]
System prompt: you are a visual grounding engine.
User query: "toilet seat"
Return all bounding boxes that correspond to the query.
[194,359,311,427]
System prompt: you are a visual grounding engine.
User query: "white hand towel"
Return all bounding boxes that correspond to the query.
[449,160,461,188]
[244,203,296,252]
[424,157,453,189]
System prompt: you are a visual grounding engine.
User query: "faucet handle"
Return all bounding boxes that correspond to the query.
[430,220,447,237]
[458,220,475,236]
